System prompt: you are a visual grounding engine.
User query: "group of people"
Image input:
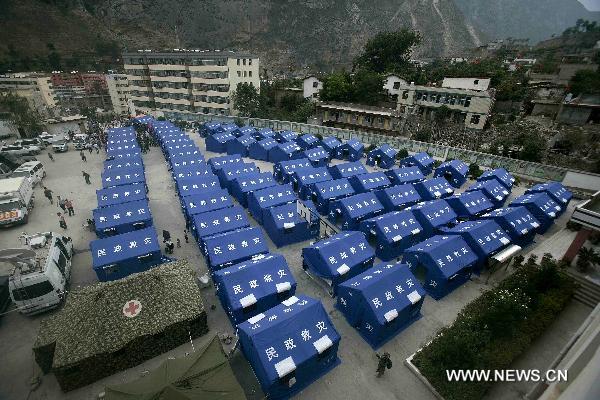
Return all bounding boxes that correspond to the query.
[42,186,75,230]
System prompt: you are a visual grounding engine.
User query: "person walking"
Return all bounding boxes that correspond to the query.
[57,196,66,213]
[48,152,55,162]
[88,145,93,154]
[43,186,54,204]
[184,230,189,243]
[82,171,91,185]
[80,151,87,162]
[65,198,74,216]
[376,353,392,378]
[57,213,67,230]
[176,238,181,248]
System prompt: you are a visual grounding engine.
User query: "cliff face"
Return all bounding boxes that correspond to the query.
[1,0,598,72]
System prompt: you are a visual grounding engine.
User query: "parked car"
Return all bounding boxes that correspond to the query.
[10,161,46,186]
[74,140,89,151]
[39,133,54,145]
[16,138,46,150]
[11,142,42,155]
[1,144,39,157]
[52,140,68,153]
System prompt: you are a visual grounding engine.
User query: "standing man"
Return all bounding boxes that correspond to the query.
[82,171,91,185]
[43,186,54,204]
[64,198,74,216]
[376,352,392,378]
[48,152,54,162]
[57,213,67,230]
[57,196,66,213]
[80,151,87,162]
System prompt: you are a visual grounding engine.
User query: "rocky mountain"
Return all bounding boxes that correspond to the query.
[0,0,598,73]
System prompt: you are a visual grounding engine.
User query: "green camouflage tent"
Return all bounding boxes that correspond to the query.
[104,335,246,400]
[33,261,208,391]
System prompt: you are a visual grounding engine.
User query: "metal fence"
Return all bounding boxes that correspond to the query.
[164,111,588,183]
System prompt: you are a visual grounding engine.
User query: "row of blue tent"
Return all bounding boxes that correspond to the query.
[90,124,165,282]
[146,119,344,399]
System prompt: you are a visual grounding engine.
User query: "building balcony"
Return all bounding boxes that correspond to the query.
[190,77,228,85]
[152,86,189,94]
[149,76,188,82]
[129,94,151,102]
[194,101,229,109]
[155,97,192,106]
[188,65,228,72]
[148,64,188,71]
[191,89,230,96]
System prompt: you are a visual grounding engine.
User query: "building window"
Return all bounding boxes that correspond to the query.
[249,59,252,66]
[313,81,318,88]
[402,91,409,99]
[470,115,480,125]
[249,71,252,77]
[474,79,479,84]
[243,71,247,77]
[393,82,400,90]
[243,59,246,66]
[464,97,471,107]
[237,71,241,77]
[237,59,240,65]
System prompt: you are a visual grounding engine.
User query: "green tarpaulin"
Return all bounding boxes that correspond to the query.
[104,335,246,400]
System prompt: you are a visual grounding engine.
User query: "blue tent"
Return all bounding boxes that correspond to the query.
[204,227,269,271]
[208,154,244,172]
[248,184,297,224]
[400,152,435,175]
[216,162,258,189]
[291,167,333,200]
[175,175,221,198]
[205,131,236,153]
[385,166,424,185]
[302,146,330,167]
[312,178,356,215]
[103,157,144,172]
[329,192,385,230]
[213,254,297,325]
[509,193,562,234]
[237,295,341,400]
[200,121,221,137]
[526,181,572,210]
[162,138,195,151]
[408,199,457,237]
[414,177,455,200]
[479,206,540,247]
[96,184,147,208]
[167,149,204,162]
[226,134,256,157]
[359,210,424,261]
[443,220,512,272]
[334,139,364,161]
[348,171,391,193]
[366,144,397,169]
[107,144,140,157]
[105,151,142,161]
[478,168,515,190]
[109,125,137,134]
[220,123,240,135]
[230,172,278,207]
[107,137,138,147]
[446,190,495,220]
[171,164,214,182]
[256,127,275,140]
[249,138,278,161]
[375,183,422,211]
[165,144,199,159]
[238,126,257,137]
[434,159,469,188]
[181,189,233,221]
[93,199,152,238]
[268,141,302,163]
[90,227,162,282]
[404,235,477,299]
[263,201,319,247]
[191,205,250,254]
[328,161,368,179]
[302,231,375,295]
[466,179,510,207]
[168,155,206,170]
[337,262,425,348]
[102,168,145,189]
[275,130,299,143]
[321,136,342,155]
[297,133,320,150]
[273,158,313,183]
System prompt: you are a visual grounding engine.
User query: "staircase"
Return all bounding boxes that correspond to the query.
[566,270,600,308]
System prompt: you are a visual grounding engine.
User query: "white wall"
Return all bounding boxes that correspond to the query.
[45,121,84,136]
[562,171,600,192]
[442,77,490,92]
[383,75,408,96]
[303,77,322,99]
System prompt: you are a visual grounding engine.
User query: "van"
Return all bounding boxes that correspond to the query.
[11,161,45,186]
[0,177,34,227]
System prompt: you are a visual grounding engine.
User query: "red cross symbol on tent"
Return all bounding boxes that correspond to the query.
[122,300,142,318]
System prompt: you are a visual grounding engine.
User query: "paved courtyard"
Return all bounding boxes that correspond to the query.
[0,131,593,400]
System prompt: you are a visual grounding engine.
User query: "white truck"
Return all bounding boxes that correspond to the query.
[0,232,73,315]
[0,177,34,227]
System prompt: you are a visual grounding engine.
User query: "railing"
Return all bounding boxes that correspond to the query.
[162,111,600,186]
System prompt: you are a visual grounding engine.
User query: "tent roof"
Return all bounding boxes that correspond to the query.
[298,133,319,144]
[405,235,478,278]
[415,177,455,198]
[104,158,144,171]
[233,172,277,193]
[275,158,313,174]
[278,131,299,141]
[238,295,340,384]
[93,199,151,230]
[90,227,160,268]
[378,183,421,207]
[344,139,364,151]
[255,138,278,150]
[294,167,332,185]
[218,163,258,180]
[329,161,368,178]
[172,165,213,180]
[339,262,425,325]
[107,145,140,156]
[480,206,541,238]
[437,159,468,175]
[349,171,391,191]
[322,136,342,149]
[192,205,250,239]
[214,254,295,313]
[444,220,511,257]
[313,178,355,200]
[106,151,142,160]
[208,155,244,171]
[387,166,425,184]
[176,175,220,196]
[402,152,434,168]
[102,165,145,181]
[239,126,257,135]
[165,144,199,157]
[304,231,373,277]
[408,199,457,228]
[303,146,329,162]
[104,335,245,400]
[479,168,515,188]
[249,184,297,210]
[234,133,256,146]
[169,155,206,170]
[182,189,233,216]
[265,202,311,229]
[275,141,301,154]
[446,190,495,217]
[169,149,204,161]
[211,131,236,143]
[96,184,147,208]
[205,227,269,268]
[510,193,562,218]
[337,192,384,219]
[364,210,423,243]
[467,179,510,203]
[527,181,572,205]
[369,144,397,159]
[102,168,145,188]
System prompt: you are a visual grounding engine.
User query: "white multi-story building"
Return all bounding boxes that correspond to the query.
[106,73,131,116]
[0,73,57,116]
[303,76,323,100]
[123,50,260,116]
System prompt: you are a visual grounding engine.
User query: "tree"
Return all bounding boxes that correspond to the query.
[570,70,600,97]
[320,71,353,102]
[231,83,262,117]
[468,163,482,179]
[351,70,385,105]
[396,148,409,159]
[0,92,44,137]
[576,247,600,272]
[519,132,546,162]
[353,29,421,74]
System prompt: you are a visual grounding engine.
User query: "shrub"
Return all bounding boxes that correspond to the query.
[412,262,574,400]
